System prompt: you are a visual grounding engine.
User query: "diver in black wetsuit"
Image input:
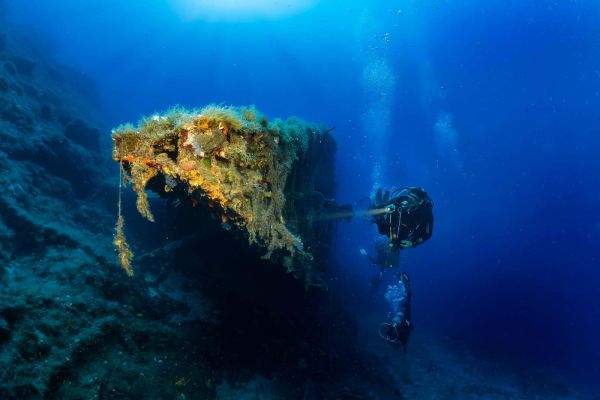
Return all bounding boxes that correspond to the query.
[364,187,433,352]
[371,187,433,252]
[379,272,413,353]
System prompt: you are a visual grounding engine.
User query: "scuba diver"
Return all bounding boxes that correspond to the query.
[360,186,433,278]
[324,186,433,351]
[361,187,433,351]
[380,272,413,353]
[371,187,433,253]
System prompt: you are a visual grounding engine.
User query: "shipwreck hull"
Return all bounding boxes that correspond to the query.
[112,105,336,287]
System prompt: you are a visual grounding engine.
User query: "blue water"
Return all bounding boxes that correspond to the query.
[6,0,600,392]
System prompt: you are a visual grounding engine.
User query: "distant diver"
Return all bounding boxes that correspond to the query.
[360,187,433,351]
[380,272,413,353]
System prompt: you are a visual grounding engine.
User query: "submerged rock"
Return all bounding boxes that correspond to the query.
[112,105,337,287]
[0,21,216,400]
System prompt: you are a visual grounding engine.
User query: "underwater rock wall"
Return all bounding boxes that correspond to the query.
[0,23,218,399]
[0,40,109,261]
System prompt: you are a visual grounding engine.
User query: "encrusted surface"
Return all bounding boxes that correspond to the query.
[113,105,336,286]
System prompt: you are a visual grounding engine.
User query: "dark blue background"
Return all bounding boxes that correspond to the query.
[6,0,599,388]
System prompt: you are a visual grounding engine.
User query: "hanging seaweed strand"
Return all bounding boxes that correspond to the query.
[114,147,134,276]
